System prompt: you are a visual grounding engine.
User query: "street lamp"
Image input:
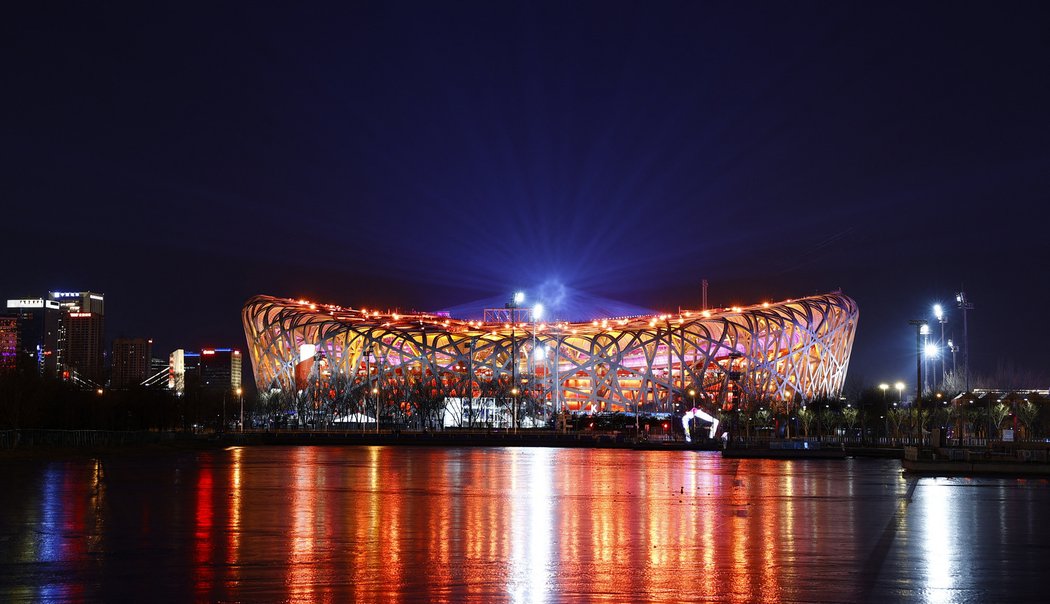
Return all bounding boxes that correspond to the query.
[895,381,905,403]
[237,387,244,432]
[879,383,888,402]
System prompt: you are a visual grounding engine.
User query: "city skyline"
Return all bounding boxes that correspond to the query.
[3,2,1048,388]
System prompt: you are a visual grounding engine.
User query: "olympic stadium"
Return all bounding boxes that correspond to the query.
[242,292,858,427]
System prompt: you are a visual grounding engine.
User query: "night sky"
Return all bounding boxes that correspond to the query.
[4,2,1049,390]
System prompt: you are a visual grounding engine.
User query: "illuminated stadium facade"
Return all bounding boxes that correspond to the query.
[242,292,858,424]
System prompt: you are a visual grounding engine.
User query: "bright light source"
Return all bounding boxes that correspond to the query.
[534,345,547,360]
[879,383,889,390]
[924,343,940,358]
[920,324,930,335]
[895,381,905,391]
[514,291,525,305]
[933,304,943,320]
[533,303,544,320]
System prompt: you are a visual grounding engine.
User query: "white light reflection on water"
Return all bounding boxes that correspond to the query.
[508,448,553,604]
[920,479,955,603]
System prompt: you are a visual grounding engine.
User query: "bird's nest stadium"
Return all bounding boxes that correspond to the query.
[242,292,858,426]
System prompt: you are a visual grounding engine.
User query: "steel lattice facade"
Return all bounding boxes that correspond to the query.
[242,292,857,415]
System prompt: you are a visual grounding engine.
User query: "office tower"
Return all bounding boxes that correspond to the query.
[4,298,63,376]
[200,348,242,391]
[49,292,105,385]
[112,337,152,388]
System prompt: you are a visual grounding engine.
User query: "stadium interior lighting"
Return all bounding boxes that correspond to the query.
[513,291,525,305]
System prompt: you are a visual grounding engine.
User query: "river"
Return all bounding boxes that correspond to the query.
[1,446,1047,602]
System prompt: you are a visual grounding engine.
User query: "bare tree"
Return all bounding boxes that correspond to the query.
[842,407,859,437]
[797,407,816,438]
[1016,401,1040,440]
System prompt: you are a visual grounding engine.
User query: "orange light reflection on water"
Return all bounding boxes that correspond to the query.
[226,447,242,590]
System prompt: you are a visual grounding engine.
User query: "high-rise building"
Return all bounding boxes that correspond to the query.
[169,349,201,396]
[111,337,152,388]
[5,298,64,376]
[49,291,105,385]
[200,348,242,392]
[0,315,18,373]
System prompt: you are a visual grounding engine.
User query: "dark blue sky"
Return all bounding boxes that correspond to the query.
[3,1,1048,389]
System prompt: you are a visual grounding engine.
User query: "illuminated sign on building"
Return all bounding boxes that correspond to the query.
[7,299,45,308]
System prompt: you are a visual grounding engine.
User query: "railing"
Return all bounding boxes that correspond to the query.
[0,430,174,449]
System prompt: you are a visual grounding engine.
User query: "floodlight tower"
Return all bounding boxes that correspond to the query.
[956,291,974,392]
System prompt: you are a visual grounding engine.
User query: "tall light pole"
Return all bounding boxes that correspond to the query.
[933,304,947,390]
[956,291,974,392]
[920,323,931,394]
[895,381,905,403]
[909,320,927,443]
[238,387,244,432]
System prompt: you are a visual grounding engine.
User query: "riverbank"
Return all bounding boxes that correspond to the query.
[902,446,1050,476]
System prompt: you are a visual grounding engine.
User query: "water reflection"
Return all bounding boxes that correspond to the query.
[1,448,1049,602]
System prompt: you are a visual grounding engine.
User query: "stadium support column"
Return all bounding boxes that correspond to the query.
[666,319,673,412]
